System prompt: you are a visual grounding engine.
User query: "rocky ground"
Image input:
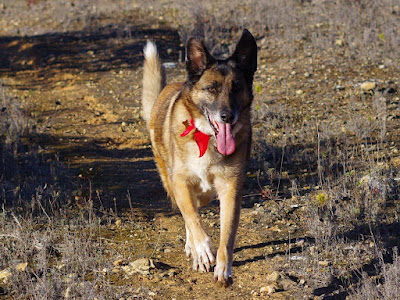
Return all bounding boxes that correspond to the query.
[1,1,400,299]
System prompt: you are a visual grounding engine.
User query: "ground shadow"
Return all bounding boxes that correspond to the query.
[233,236,315,267]
[0,22,182,89]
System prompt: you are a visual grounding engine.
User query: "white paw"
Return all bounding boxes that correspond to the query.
[214,262,233,287]
[185,232,215,272]
[192,237,215,272]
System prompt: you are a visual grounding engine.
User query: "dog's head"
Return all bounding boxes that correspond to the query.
[184,29,257,156]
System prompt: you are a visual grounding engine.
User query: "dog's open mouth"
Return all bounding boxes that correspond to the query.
[206,111,236,156]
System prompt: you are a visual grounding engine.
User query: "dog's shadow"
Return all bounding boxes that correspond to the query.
[232,237,313,267]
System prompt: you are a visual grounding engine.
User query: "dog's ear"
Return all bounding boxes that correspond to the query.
[230,29,257,80]
[186,37,215,81]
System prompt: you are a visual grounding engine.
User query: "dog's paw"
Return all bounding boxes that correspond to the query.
[191,237,215,273]
[214,262,233,287]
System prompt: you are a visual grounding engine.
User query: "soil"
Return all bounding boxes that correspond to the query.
[1,3,400,300]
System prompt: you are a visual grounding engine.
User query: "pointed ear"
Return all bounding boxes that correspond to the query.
[230,29,257,79]
[186,37,215,80]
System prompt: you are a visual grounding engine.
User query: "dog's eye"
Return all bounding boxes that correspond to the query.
[207,86,217,94]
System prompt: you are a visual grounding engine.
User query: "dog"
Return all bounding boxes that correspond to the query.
[141,29,257,287]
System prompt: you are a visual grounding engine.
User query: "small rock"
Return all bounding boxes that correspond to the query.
[318,260,330,267]
[360,81,376,91]
[163,62,176,69]
[266,271,280,282]
[122,258,156,275]
[269,225,281,232]
[335,39,344,46]
[260,284,279,294]
[0,268,12,282]
[289,255,306,261]
[15,262,28,272]
[296,89,304,95]
[280,278,297,290]
[113,259,127,267]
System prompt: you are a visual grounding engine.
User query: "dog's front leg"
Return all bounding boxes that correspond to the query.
[214,176,243,287]
[173,174,216,272]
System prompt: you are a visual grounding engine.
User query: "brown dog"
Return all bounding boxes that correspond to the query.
[141,29,257,286]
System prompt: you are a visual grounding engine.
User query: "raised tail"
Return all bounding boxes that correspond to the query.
[142,41,165,125]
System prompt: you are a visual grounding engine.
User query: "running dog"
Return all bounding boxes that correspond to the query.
[141,29,257,286]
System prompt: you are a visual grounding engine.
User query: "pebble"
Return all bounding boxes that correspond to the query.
[260,284,278,294]
[318,260,330,267]
[280,278,296,290]
[266,271,280,282]
[163,62,176,69]
[0,268,12,282]
[15,262,28,272]
[335,39,344,46]
[121,258,156,275]
[113,258,127,267]
[360,81,376,91]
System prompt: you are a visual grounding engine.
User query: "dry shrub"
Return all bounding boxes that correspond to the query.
[351,248,400,300]
[137,0,400,63]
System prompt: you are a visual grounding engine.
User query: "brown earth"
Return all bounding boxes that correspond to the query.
[1,3,400,300]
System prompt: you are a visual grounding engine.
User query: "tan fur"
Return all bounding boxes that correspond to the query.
[141,31,257,287]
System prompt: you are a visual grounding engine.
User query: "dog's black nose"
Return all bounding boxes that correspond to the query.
[220,110,234,123]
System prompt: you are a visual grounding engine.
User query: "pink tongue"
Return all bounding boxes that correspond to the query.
[216,122,236,155]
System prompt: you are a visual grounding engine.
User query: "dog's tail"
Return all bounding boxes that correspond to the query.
[142,41,165,124]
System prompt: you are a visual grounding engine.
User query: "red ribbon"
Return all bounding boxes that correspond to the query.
[180,118,210,157]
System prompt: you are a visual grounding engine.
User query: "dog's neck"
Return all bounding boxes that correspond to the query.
[180,117,210,157]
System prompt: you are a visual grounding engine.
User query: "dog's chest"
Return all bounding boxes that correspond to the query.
[186,150,222,194]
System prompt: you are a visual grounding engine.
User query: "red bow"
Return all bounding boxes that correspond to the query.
[180,118,210,157]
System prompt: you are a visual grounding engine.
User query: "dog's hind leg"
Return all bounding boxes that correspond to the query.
[173,174,216,272]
